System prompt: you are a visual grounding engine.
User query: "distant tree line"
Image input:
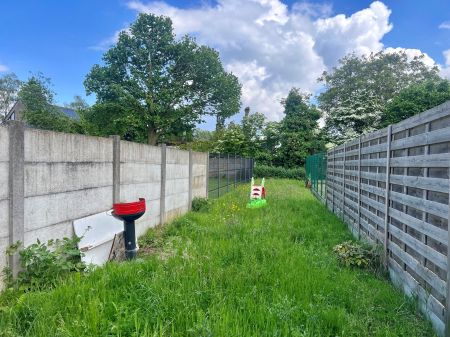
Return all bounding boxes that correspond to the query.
[1,13,450,171]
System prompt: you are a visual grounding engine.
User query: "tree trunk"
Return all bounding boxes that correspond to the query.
[216,115,225,132]
[147,126,158,145]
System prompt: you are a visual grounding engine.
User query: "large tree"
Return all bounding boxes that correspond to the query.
[0,73,21,121]
[277,88,324,167]
[318,51,439,142]
[85,13,241,145]
[381,78,450,126]
[18,73,76,132]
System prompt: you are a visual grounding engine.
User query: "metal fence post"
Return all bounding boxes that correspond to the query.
[244,157,247,182]
[226,153,229,192]
[233,153,237,189]
[217,154,220,198]
[383,125,392,267]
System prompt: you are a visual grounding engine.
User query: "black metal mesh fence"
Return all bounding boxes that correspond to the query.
[208,154,254,198]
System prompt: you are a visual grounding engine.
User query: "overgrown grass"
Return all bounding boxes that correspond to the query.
[0,179,435,336]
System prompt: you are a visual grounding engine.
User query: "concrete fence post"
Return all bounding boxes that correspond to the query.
[206,152,209,198]
[110,135,121,204]
[188,150,193,210]
[160,144,167,225]
[8,121,25,277]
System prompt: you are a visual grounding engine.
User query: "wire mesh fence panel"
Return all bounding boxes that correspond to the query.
[208,153,253,199]
[305,153,327,203]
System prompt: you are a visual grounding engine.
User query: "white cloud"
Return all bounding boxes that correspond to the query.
[439,21,450,29]
[385,47,436,67]
[122,0,397,121]
[0,64,8,72]
[440,49,450,79]
[98,1,444,121]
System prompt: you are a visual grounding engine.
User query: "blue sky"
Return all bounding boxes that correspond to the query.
[1,0,449,128]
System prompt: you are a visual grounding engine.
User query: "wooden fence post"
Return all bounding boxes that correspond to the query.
[383,125,392,267]
[357,136,362,240]
[342,142,346,221]
[446,171,450,337]
[332,149,335,212]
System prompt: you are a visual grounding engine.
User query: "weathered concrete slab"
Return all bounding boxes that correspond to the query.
[120,141,161,164]
[165,178,189,195]
[120,163,161,184]
[166,164,189,179]
[25,129,113,163]
[0,199,9,238]
[24,162,113,197]
[24,220,73,246]
[24,186,113,232]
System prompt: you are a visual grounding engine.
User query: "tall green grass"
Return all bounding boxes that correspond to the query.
[0,179,435,336]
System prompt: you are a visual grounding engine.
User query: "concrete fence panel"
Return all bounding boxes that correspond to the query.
[0,123,209,287]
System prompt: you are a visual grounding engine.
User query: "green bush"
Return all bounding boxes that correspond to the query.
[4,237,86,291]
[191,197,211,212]
[253,165,305,180]
[333,241,383,274]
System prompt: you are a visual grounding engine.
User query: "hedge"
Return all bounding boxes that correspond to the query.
[253,164,305,180]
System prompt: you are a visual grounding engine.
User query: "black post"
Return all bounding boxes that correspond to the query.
[217,154,220,198]
[226,153,229,192]
[234,154,237,188]
[123,220,137,259]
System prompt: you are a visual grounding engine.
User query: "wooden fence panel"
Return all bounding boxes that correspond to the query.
[322,101,450,337]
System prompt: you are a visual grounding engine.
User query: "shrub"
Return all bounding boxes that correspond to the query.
[253,165,305,180]
[333,241,383,274]
[191,197,211,212]
[4,237,86,291]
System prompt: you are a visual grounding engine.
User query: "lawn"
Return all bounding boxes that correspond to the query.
[0,179,435,336]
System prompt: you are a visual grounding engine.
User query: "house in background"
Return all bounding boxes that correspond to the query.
[4,100,78,122]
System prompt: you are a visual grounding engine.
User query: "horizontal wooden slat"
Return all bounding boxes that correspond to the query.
[360,207,385,228]
[392,100,450,133]
[360,158,387,166]
[389,258,445,330]
[388,241,446,298]
[390,175,449,194]
[389,207,447,245]
[389,225,447,271]
[391,127,450,150]
[390,191,448,219]
[360,127,388,142]
[360,194,385,212]
[360,171,386,181]
[360,217,383,242]
[360,143,388,155]
[390,153,450,168]
[360,183,385,197]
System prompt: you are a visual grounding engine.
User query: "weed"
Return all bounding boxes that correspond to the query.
[3,237,86,291]
[191,197,211,212]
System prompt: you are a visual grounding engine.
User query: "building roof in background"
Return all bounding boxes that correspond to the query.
[4,101,78,121]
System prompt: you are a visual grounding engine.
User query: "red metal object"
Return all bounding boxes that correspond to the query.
[113,198,146,216]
